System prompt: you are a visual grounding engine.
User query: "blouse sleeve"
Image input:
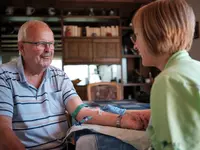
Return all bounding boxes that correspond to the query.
[148,73,200,150]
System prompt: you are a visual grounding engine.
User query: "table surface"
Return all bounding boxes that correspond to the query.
[84,100,150,110]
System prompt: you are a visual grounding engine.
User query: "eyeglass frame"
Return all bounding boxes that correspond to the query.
[130,33,136,44]
[22,41,57,49]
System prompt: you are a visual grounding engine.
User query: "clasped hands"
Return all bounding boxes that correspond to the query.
[120,112,149,130]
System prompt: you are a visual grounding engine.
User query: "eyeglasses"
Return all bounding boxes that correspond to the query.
[22,41,57,50]
[130,33,136,44]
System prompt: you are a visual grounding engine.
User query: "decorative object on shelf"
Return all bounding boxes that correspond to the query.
[124,45,128,54]
[65,26,72,37]
[1,22,15,34]
[67,11,72,16]
[82,27,86,37]
[130,48,138,55]
[91,33,97,37]
[145,78,151,84]
[64,25,82,37]
[106,32,112,37]
[101,9,106,16]
[89,8,95,16]
[26,6,35,16]
[48,7,56,16]
[130,34,136,44]
[109,9,116,16]
[131,70,145,83]
[5,6,14,15]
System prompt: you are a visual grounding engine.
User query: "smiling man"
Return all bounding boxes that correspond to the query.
[0,20,149,150]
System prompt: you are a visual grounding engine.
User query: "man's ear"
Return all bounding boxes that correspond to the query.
[18,42,24,55]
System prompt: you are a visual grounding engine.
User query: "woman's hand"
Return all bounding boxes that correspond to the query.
[120,110,150,130]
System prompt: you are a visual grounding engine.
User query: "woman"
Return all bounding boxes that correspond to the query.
[132,0,200,149]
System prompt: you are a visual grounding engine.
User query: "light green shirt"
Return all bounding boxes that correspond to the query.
[147,50,200,150]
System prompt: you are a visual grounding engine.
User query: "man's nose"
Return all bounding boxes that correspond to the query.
[44,44,51,51]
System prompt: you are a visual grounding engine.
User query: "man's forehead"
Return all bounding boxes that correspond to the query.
[27,24,52,32]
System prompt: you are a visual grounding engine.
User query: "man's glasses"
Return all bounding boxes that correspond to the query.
[22,41,57,50]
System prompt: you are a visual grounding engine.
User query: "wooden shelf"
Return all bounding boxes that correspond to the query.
[123,54,140,58]
[64,36,120,39]
[123,83,152,87]
[121,26,132,30]
[1,16,61,22]
[63,16,120,22]
[63,16,120,19]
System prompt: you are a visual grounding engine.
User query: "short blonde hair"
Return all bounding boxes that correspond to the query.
[132,0,195,56]
[17,20,50,42]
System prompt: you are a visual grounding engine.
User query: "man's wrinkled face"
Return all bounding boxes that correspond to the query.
[20,25,55,70]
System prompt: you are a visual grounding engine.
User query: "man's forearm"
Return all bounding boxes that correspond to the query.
[77,108,151,130]
[77,107,119,127]
[0,126,25,150]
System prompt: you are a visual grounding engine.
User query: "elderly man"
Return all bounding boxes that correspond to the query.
[0,20,149,150]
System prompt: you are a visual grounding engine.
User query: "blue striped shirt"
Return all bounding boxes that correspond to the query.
[0,56,78,149]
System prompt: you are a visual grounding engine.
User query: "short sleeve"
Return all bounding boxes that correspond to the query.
[0,76,13,117]
[61,73,79,106]
[148,74,200,150]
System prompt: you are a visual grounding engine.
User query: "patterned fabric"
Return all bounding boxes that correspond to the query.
[0,56,78,149]
[85,100,150,110]
[90,85,118,100]
[147,50,200,150]
[101,104,126,115]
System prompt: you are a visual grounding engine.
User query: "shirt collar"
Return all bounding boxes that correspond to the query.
[16,56,51,83]
[164,50,191,70]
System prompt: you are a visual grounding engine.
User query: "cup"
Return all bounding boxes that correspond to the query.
[5,7,14,15]
[48,7,56,16]
[26,7,35,16]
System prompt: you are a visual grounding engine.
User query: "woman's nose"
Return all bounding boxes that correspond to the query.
[134,43,138,51]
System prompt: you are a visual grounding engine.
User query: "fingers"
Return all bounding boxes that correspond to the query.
[120,113,144,130]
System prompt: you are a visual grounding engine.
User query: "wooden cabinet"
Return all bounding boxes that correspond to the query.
[63,38,93,63]
[93,38,121,63]
[63,37,121,64]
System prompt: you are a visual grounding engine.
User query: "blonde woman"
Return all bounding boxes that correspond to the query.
[132,0,200,149]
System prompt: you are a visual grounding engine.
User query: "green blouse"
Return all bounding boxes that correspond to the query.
[147,50,200,150]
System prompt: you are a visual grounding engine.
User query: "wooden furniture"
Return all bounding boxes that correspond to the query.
[74,85,88,100]
[87,82,122,101]
[63,37,120,64]
[0,1,158,101]
[61,14,121,65]
[120,14,160,100]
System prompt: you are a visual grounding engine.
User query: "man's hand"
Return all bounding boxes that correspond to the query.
[120,110,150,130]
